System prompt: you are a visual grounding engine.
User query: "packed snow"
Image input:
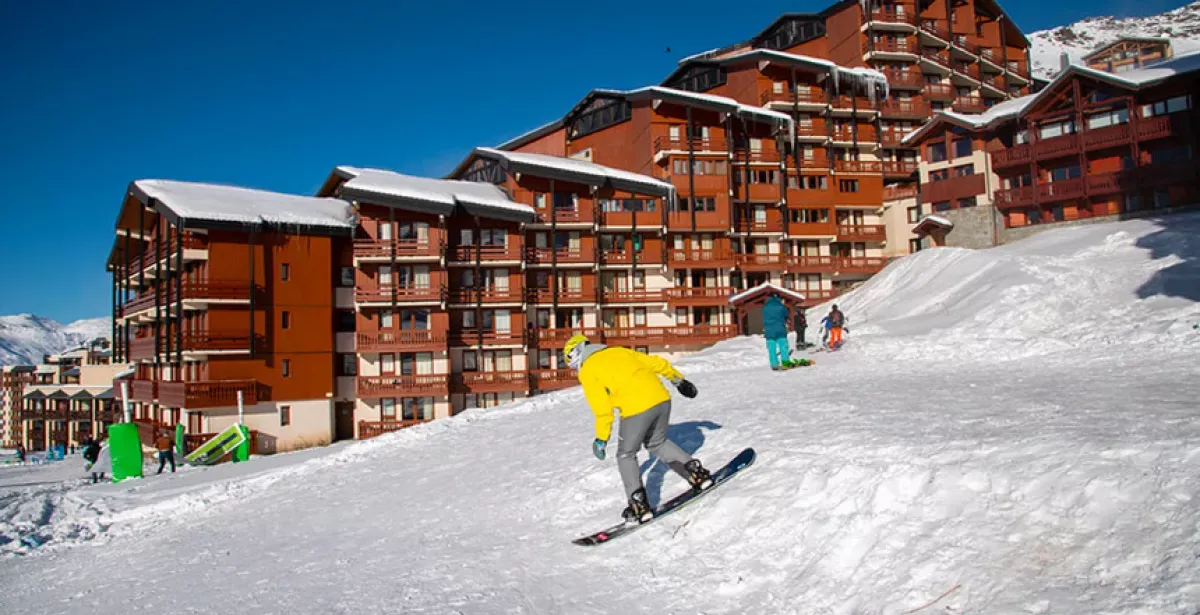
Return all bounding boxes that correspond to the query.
[1028,1,1200,79]
[0,315,108,366]
[2,215,1199,614]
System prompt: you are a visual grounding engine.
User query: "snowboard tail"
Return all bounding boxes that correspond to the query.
[572,447,756,546]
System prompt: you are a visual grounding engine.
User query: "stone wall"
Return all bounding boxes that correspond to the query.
[926,206,1004,250]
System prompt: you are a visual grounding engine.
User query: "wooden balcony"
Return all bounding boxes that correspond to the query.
[882,160,919,176]
[665,211,729,232]
[868,39,918,55]
[884,72,925,89]
[352,239,440,261]
[447,287,524,304]
[358,420,428,439]
[835,257,888,275]
[953,96,986,113]
[919,20,950,42]
[1037,178,1085,203]
[448,244,523,263]
[670,324,738,343]
[599,288,666,303]
[739,140,784,163]
[597,210,660,228]
[449,329,524,346]
[785,221,838,236]
[951,35,981,56]
[993,185,1037,209]
[991,144,1032,168]
[357,375,449,399]
[831,127,879,143]
[525,247,592,265]
[599,248,663,265]
[158,379,264,409]
[665,286,735,306]
[1137,114,1189,141]
[452,371,528,393]
[654,136,728,153]
[667,248,735,268]
[831,95,875,112]
[869,9,918,26]
[357,330,447,353]
[794,152,832,169]
[1085,172,1123,195]
[1034,134,1079,160]
[879,99,929,119]
[921,50,950,68]
[130,379,157,402]
[952,65,982,83]
[119,279,255,317]
[129,331,260,361]
[121,234,208,279]
[787,256,836,273]
[735,253,788,270]
[760,87,827,106]
[834,160,883,173]
[532,207,593,225]
[355,285,444,305]
[921,173,986,205]
[837,225,888,242]
[1082,123,1133,150]
[884,184,918,202]
[600,327,669,346]
[924,84,955,100]
[795,123,828,139]
[527,327,603,347]
[529,368,578,392]
[526,287,594,304]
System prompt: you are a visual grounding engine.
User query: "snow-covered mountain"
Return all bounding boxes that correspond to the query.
[1028,1,1200,79]
[2,215,1198,613]
[0,315,109,366]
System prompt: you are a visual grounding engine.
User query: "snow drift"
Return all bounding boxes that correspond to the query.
[1,215,1198,615]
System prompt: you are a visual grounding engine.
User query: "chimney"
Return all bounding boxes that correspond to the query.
[1059,52,1071,71]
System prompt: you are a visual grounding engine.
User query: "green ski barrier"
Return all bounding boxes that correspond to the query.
[184,424,247,466]
[175,424,186,457]
[232,425,251,463]
[107,423,144,482]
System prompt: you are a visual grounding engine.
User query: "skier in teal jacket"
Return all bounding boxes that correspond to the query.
[762,293,792,370]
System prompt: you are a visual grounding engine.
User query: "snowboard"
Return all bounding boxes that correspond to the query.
[777,359,814,370]
[572,447,756,546]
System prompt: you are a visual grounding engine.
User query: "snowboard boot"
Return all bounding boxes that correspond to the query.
[622,488,653,524]
[684,459,714,491]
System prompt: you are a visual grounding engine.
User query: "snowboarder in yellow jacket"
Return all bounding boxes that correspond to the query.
[565,333,713,523]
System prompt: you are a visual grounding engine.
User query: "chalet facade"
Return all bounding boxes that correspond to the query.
[902,52,1198,248]
[1084,37,1173,74]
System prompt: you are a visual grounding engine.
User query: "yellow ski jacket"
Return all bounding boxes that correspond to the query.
[578,346,684,440]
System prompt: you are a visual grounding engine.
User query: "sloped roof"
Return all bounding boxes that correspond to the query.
[452,148,676,198]
[335,167,535,223]
[495,118,565,151]
[901,94,1036,145]
[131,180,356,234]
[729,282,806,305]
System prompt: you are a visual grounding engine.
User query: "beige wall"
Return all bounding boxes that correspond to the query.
[882,196,919,257]
[202,398,333,453]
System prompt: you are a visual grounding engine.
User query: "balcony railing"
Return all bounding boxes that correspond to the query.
[600,327,670,346]
[526,287,593,304]
[355,284,444,304]
[1085,172,1122,195]
[352,239,440,260]
[869,39,917,54]
[527,327,603,346]
[921,50,950,68]
[158,380,263,409]
[951,35,981,56]
[787,256,836,272]
[883,72,925,89]
[529,368,578,391]
[599,288,666,303]
[130,379,157,402]
[1082,123,1132,150]
[599,249,662,264]
[882,160,919,175]
[119,279,255,316]
[119,234,208,279]
[131,331,259,360]
[665,211,729,231]
[920,21,950,41]
[879,99,929,119]
[831,95,874,111]
[836,225,888,241]
[869,9,918,25]
[835,257,888,275]
[924,83,955,100]
[665,286,735,306]
[953,96,986,113]
[667,248,735,267]
[448,244,523,262]
[1037,178,1085,203]
[447,287,524,304]
[734,217,784,234]
[453,371,528,393]
[357,330,447,353]
[834,160,883,173]
[831,126,879,142]
[357,375,448,398]
[450,329,524,345]
[735,253,788,269]
[994,185,1037,208]
[1034,134,1079,160]
[669,324,738,343]
[991,144,1032,168]
[532,207,590,225]
[920,173,987,204]
[654,136,728,153]
[358,420,428,439]
[524,247,591,265]
[760,87,826,106]
[1137,114,1188,141]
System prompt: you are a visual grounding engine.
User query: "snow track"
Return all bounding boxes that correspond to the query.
[2,215,1199,614]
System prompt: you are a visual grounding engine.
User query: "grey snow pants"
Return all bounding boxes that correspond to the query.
[617,399,694,499]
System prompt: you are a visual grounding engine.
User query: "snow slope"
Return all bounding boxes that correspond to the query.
[2,216,1199,614]
[1029,1,1200,79]
[0,315,108,366]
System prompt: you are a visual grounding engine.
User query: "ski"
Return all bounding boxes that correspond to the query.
[572,447,756,546]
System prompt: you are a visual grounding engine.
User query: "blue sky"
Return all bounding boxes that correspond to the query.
[0,0,1186,322]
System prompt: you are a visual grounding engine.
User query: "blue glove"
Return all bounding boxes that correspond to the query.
[592,438,607,460]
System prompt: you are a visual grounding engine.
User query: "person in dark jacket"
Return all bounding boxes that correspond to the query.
[793,307,808,351]
[155,431,176,474]
[82,436,103,484]
[761,293,792,370]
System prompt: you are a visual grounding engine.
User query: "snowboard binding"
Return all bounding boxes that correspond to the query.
[622,488,654,524]
[684,459,713,491]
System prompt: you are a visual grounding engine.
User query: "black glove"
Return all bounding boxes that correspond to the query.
[675,379,698,399]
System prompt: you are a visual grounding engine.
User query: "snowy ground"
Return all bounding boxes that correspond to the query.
[2,215,1199,614]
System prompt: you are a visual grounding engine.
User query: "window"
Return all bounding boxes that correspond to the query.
[1049,165,1082,182]
[552,193,575,210]
[928,169,949,182]
[380,310,393,329]
[1038,119,1076,140]
[907,206,920,223]
[909,238,922,253]
[380,353,395,374]
[1150,145,1192,165]
[280,405,291,427]
[282,311,291,330]
[1086,107,1129,129]
[463,351,478,372]
[957,197,977,208]
[336,310,356,332]
[952,138,972,158]
[679,197,717,212]
[379,222,393,241]
[381,398,396,419]
[282,359,291,378]
[934,201,951,212]
[340,267,354,287]
[280,263,290,281]
[928,142,947,162]
[338,354,357,377]
[953,164,974,177]
[1142,96,1191,118]
[1027,208,1042,224]
[402,397,433,421]
[838,179,859,193]
[790,208,830,224]
[534,193,547,209]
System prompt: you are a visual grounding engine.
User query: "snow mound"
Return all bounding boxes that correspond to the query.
[1,216,1198,614]
[0,315,108,366]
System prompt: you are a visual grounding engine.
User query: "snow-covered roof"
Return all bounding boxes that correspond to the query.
[923,215,953,227]
[913,215,955,236]
[729,282,806,305]
[336,167,535,222]
[113,366,134,380]
[461,148,675,198]
[901,94,1037,145]
[35,365,57,374]
[620,86,795,142]
[494,118,565,151]
[132,180,355,233]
